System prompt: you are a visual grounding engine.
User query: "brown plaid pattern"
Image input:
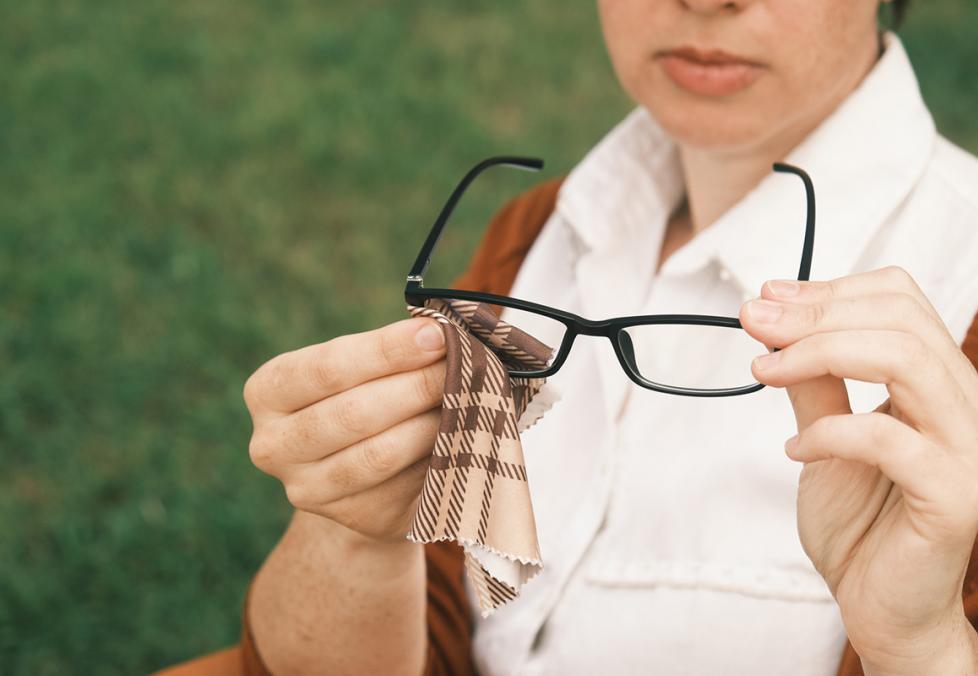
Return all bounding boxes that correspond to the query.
[405,298,557,616]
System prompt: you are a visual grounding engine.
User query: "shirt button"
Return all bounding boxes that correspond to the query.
[718,267,731,282]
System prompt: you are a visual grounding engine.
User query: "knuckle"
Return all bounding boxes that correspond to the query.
[242,372,261,411]
[865,413,893,445]
[309,346,341,393]
[245,352,296,412]
[897,332,930,367]
[243,357,281,412]
[882,265,913,289]
[804,301,827,328]
[891,292,925,324]
[378,328,409,373]
[333,395,370,436]
[284,481,315,511]
[414,362,445,404]
[324,461,358,496]
[824,276,845,299]
[247,435,266,468]
[248,431,274,471]
[360,433,399,477]
[263,353,293,392]
[291,408,320,449]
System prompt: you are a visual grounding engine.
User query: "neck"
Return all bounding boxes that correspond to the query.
[679,142,780,235]
[677,30,884,235]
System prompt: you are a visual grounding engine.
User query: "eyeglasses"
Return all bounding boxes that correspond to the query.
[405,156,815,397]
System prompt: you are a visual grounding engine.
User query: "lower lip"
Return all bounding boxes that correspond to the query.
[658,54,764,97]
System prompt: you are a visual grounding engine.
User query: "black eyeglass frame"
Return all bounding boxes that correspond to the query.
[405,156,815,397]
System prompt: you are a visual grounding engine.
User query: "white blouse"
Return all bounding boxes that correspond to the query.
[469,32,978,675]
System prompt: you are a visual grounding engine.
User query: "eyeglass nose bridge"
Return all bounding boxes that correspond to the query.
[569,315,620,337]
[544,319,635,379]
[576,323,644,386]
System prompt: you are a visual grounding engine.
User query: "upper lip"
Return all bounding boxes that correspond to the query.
[657,46,763,67]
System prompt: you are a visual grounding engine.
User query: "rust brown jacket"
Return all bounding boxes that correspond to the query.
[225,178,978,676]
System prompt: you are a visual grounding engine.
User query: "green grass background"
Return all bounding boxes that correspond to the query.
[1,2,975,673]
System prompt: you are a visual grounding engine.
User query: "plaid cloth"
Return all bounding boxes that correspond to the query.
[405,297,560,616]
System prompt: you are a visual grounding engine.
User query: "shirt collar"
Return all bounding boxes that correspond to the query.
[556,105,683,254]
[555,31,936,299]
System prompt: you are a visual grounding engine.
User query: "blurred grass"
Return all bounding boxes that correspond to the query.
[0,2,975,673]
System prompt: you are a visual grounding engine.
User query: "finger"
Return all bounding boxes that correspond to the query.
[785,373,852,432]
[320,456,432,542]
[785,412,942,503]
[760,265,942,323]
[752,329,973,445]
[287,409,441,504]
[740,300,852,431]
[268,359,446,465]
[244,317,447,417]
[744,290,978,405]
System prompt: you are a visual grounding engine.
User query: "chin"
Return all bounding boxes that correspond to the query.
[648,98,774,151]
[627,71,785,151]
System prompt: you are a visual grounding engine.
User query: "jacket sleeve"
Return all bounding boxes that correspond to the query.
[420,542,478,675]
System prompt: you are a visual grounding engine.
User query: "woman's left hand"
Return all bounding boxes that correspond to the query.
[739,265,978,675]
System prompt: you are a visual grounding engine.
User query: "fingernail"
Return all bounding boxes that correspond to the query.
[768,280,800,297]
[753,350,781,370]
[784,434,799,454]
[746,299,783,323]
[415,322,445,351]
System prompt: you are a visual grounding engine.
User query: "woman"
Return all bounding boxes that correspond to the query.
[240,1,978,674]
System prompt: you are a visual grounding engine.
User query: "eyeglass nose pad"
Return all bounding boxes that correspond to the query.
[616,329,638,369]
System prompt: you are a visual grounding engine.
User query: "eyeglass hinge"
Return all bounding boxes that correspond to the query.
[406,274,424,285]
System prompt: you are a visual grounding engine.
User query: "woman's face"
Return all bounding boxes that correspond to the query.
[597,0,884,152]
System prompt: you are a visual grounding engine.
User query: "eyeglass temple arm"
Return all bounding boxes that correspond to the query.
[772,162,816,282]
[406,156,544,284]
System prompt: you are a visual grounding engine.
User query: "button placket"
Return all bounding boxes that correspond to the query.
[518,417,622,666]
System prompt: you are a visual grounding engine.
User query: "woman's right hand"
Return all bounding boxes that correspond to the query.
[243,316,448,545]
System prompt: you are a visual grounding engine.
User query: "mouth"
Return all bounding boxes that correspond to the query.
[655,46,766,97]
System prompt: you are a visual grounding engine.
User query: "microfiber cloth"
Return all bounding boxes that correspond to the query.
[405,298,562,616]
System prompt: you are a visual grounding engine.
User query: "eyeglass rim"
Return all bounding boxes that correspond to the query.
[405,156,815,398]
[406,286,770,397]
